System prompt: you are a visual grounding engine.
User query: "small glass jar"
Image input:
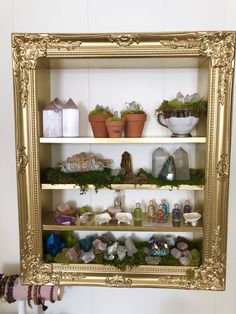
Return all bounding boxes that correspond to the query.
[156,204,166,223]
[133,202,142,222]
[172,203,181,222]
[161,199,169,216]
[183,200,191,213]
[147,200,156,220]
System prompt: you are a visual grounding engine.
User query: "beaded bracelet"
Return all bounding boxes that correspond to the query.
[3,276,11,302]
[33,285,39,305]
[50,286,55,303]
[27,285,33,308]
[0,276,9,299]
[6,275,19,303]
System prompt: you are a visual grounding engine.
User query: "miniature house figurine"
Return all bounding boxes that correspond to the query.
[62,98,80,137]
[43,100,63,138]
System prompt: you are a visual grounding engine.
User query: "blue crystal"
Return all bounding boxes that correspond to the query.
[45,233,65,256]
[79,238,93,252]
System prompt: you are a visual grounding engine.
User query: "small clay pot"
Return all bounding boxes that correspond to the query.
[105,120,125,138]
[89,114,110,138]
[122,113,147,137]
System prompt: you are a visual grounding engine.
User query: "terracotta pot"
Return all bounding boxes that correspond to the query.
[89,114,110,137]
[105,120,125,138]
[122,113,147,137]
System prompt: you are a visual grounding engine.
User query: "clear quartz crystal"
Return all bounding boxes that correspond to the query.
[152,147,169,178]
[159,156,176,181]
[172,147,190,180]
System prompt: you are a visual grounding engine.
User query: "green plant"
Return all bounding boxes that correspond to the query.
[156,93,207,113]
[89,104,112,116]
[106,116,124,122]
[121,101,145,115]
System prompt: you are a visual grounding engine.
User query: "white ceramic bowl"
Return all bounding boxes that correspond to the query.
[183,212,201,226]
[115,212,133,224]
[95,213,111,225]
[157,110,200,137]
[165,116,199,136]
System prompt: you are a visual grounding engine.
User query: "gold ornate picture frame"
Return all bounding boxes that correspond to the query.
[12,32,235,290]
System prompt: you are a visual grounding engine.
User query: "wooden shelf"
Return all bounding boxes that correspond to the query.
[41,183,204,191]
[42,213,203,232]
[39,137,206,144]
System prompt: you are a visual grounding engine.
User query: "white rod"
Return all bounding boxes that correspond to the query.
[18,301,26,314]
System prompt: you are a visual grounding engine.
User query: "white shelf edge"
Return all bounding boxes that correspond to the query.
[41,184,204,191]
[39,137,206,144]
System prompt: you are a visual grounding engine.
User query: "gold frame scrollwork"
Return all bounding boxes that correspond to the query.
[216,154,230,181]
[16,146,28,174]
[12,32,235,290]
[108,33,140,47]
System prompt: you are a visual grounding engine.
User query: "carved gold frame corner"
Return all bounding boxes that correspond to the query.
[12,32,235,290]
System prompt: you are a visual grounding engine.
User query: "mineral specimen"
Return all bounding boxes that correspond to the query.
[61,152,111,173]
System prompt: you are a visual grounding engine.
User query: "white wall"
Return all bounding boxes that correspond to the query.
[0,1,236,313]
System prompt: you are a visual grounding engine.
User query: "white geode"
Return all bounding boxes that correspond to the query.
[117,245,127,261]
[125,238,137,257]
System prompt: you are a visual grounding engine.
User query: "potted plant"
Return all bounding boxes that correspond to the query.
[121,101,147,137]
[156,92,207,137]
[89,105,112,138]
[105,112,125,138]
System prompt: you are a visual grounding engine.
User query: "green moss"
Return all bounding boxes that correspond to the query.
[89,108,112,116]
[156,98,207,113]
[42,167,205,194]
[159,255,182,266]
[44,237,201,270]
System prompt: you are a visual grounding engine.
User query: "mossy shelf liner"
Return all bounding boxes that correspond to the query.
[41,168,205,193]
[44,238,201,271]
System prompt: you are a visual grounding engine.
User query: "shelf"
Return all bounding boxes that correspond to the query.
[41,183,204,191]
[42,213,203,232]
[40,137,206,144]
